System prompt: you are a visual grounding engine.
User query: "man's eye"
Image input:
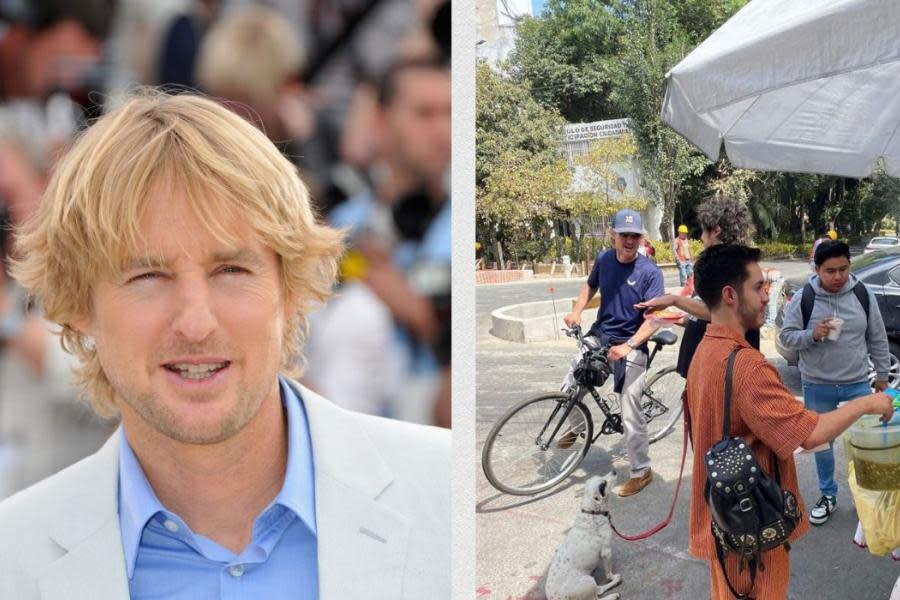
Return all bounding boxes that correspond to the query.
[128,272,159,283]
[219,265,247,274]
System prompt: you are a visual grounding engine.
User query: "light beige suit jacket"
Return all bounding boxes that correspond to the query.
[0,381,451,599]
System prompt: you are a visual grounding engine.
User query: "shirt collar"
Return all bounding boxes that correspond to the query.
[704,322,753,348]
[272,375,317,536]
[117,376,317,578]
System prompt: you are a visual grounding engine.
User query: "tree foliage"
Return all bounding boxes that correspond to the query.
[481,0,900,253]
[476,63,565,188]
[507,0,623,122]
[475,63,571,265]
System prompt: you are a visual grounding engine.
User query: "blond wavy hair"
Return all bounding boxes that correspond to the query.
[10,91,344,417]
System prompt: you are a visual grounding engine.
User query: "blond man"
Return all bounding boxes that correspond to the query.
[0,92,450,599]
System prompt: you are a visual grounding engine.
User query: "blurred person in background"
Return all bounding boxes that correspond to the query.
[0,109,112,499]
[196,4,344,210]
[157,0,220,90]
[303,240,403,417]
[0,92,450,598]
[324,52,450,426]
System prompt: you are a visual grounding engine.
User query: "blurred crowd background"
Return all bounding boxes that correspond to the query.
[0,0,451,499]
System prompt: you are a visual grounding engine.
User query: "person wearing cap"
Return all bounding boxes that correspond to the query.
[563,208,664,497]
[675,224,693,287]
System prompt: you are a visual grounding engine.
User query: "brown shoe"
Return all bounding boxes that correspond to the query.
[556,430,579,449]
[617,469,653,497]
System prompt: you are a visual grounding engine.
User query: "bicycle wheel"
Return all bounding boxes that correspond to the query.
[482,393,593,496]
[642,366,685,444]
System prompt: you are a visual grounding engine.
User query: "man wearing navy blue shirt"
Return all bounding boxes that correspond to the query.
[564,209,665,497]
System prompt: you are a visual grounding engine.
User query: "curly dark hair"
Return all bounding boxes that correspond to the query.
[696,195,754,245]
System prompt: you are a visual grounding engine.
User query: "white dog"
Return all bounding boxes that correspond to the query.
[545,474,622,600]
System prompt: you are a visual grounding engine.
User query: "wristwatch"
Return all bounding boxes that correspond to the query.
[626,338,637,350]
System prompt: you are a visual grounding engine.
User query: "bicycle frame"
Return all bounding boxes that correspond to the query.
[541,325,675,448]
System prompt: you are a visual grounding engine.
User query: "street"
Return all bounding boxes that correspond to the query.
[475,260,899,600]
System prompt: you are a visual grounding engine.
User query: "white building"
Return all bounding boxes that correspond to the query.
[476,0,532,67]
[560,119,662,239]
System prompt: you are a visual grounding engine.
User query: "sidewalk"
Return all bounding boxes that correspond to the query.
[475,326,898,600]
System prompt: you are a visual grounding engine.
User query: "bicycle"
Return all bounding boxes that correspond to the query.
[481,324,685,496]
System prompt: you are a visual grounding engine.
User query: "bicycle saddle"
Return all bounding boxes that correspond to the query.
[650,329,678,346]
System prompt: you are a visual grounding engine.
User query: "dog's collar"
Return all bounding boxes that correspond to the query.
[582,508,609,516]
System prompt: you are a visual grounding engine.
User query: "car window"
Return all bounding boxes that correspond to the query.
[890,266,900,286]
[871,237,899,245]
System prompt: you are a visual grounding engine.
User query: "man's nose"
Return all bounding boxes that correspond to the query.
[171,279,217,342]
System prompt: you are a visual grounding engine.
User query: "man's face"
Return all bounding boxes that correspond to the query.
[78,187,292,445]
[735,262,769,330]
[816,255,850,293]
[382,67,451,185]
[614,232,641,262]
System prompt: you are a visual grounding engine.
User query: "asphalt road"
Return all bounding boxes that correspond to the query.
[475,260,899,600]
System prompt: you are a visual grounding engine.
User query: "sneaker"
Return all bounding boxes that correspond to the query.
[617,469,653,497]
[809,495,836,525]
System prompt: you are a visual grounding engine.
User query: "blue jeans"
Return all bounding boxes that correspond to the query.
[677,261,693,286]
[801,380,871,498]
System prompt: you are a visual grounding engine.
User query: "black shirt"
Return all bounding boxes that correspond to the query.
[676,317,760,378]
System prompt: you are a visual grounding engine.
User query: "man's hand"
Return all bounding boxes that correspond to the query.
[812,318,834,342]
[634,294,675,312]
[608,343,631,362]
[873,380,889,393]
[563,312,581,328]
[868,392,895,423]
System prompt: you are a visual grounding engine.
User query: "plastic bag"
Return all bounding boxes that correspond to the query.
[848,461,900,556]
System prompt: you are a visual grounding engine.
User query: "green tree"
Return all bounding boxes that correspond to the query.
[610,0,724,241]
[478,151,571,265]
[476,63,570,266]
[476,63,565,187]
[507,0,623,122]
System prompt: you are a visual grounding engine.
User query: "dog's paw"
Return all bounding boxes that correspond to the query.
[597,594,619,600]
[606,573,621,588]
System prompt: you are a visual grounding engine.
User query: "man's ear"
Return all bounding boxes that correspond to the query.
[722,285,738,307]
[70,315,93,337]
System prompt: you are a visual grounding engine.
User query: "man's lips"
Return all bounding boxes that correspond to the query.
[162,358,231,380]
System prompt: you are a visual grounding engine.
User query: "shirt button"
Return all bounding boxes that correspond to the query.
[163,519,179,533]
[228,564,245,578]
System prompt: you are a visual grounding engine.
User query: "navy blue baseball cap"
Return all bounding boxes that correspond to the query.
[613,209,642,234]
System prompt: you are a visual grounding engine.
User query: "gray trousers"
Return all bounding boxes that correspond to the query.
[563,340,651,479]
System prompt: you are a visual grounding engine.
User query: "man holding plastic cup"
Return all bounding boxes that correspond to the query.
[779,240,892,526]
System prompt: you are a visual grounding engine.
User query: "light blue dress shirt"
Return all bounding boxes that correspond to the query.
[118,377,318,599]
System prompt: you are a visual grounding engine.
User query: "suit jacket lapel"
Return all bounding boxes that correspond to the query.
[39,435,129,600]
[291,381,410,599]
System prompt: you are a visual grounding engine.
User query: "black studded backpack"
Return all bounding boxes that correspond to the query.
[704,349,802,600]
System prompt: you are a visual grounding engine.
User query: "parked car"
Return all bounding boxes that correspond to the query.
[774,246,900,387]
[864,236,900,253]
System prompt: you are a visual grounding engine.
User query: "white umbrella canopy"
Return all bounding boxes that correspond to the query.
[662,0,900,178]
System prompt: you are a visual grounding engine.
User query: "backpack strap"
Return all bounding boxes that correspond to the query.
[800,283,816,330]
[853,281,870,323]
[801,281,870,329]
[713,526,756,600]
[722,349,741,440]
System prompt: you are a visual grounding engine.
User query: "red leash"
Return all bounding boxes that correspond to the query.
[607,391,691,541]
